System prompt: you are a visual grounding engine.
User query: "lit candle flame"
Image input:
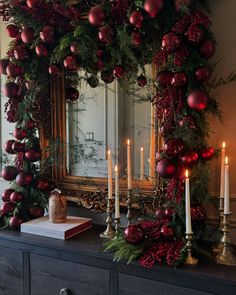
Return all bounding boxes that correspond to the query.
[225,156,229,165]
[185,169,189,178]
[141,147,144,152]
[108,149,111,156]
[127,139,130,146]
[222,142,226,149]
[115,165,118,173]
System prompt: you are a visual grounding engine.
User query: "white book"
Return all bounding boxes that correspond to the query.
[21,215,92,240]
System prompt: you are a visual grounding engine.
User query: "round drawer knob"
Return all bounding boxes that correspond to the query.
[60,288,72,295]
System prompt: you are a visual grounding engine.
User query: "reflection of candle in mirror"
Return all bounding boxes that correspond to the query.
[115,165,120,218]
[220,141,226,200]
[185,170,192,234]
[108,150,113,199]
[224,156,230,214]
[148,158,151,180]
[140,147,144,180]
[127,139,132,189]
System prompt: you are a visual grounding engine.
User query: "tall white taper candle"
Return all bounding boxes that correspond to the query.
[185,170,192,234]
[140,147,144,180]
[220,142,226,199]
[127,139,132,189]
[224,156,230,214]
[108,150,113,199]
[115,165,120,218]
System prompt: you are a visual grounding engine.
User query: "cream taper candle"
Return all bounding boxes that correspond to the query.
[140,147,144,180]
[220,142,226,200]
[115,165,120,219]
[224,156,230,214]
[108,150,113,199]
[127,139,132,189]
[185,170,192,234]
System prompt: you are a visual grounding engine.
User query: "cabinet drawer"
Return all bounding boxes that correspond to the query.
[0,247,23,295]
[30,254,110,295]
[119,273,213,295]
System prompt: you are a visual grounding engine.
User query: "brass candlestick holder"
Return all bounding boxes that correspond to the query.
[216,212,236,266]
[126,189,133,226]
[213,197,224,254]
[100,198,115,239]
[185,233,198,265]
[114,217,120,237]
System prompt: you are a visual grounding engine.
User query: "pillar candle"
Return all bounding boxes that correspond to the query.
[127,139,132,189]
[224,156,230,214]
[185,170,192,234]
[140,147,144,180]
[220,142,226,199]
[108,150,113,199]
[115,165,120,219]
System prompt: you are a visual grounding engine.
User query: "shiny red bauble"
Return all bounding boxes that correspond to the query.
[156,71,173,86]
[35,43,48,57]
[174,0,191,11]
[9,216,24,230]
[3,82,19,99]
[164,138,184,157]
[101,70,114,84]
[113,66,125,79]
[0,202,15,215]
[161,224,174,239]
[199,40,216,59]
[40,26,55,43]
[14,46,29,61]
[24,149,41,162]
[98,25,114,45]
[200,146,215,161]
[162,32,181,52]
[2,189,15,202]
[157,159,176,179]
[63,55,78,71]
[12,141,25,153]
[195,67,211,81]
[179,115,196,129]
[164,208,174,218]
[0,59,10,75]
[132,31,142,46]
[6,24,19,38]
[65,87,79,102]
[29,206,44,219]
[137,75,147,87]
[124,225,144,244]
[171,72,188,87]
[4,139,16,154]
[16,172,33,187]
[48,65,61,76]
[21,27,35,44]
[144,0,163,18]
[10,191,24,202]
[37,179,49,191]
[6,64,22,78]
[155,207,165,219]
[129,10,144,29]
[26,0,40,9]
[1,166,18,181]
[88,6,105,27]
[13,128,27,140]
[187,89,209,111]
[181,150,199,166]
[70,41,80,55]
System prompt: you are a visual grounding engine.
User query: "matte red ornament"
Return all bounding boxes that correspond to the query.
[25,149,41,162]
[4,140,16,154]
[101,70,114,84]
[199,40,216,59]
[161,224,174,239]
[6,24,19,38]
[65,87,79,102]
[200,146,214,161]
[40,26,55,43]
[26,0,40,9]
[0,59,10,75]
[171,72,187,87]
[28,206,44,219]
[156,71,173,86]
[162,32,181,52]
[63,55,78,71]
[12,141,25,153]
[13,128,27,140]
[113,66,125,79]
[137,75,147,87]
[187,89,209,111]
[144,0,164,18]
[174,0,191,11]
[195,67,211,81]
[157,159,176,179]
[6,64,22,78]
[35,43,49,57]
[129,10,144,29]
[181,150,199,166]
[164,138,184,156]
[21,27,35,44]
[88,6,105,27]
[14,46,29,61]
[10,191,24,202]
[26,119,36,130]
[16,172,33,187]
[98,25,114,45]
[124,225,144,244]
[37,179,49,191]
[1,166,18,181]
[3,82,19,99]
[48,65,61,76]
[131,31,142,46]
[2,189,15,202]
[9,216,24,230]
[70,41,80,55]
[0,202,15,215]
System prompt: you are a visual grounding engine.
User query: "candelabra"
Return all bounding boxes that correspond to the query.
[114,217,120,237]
[216,212,236,266]
[185,233,198,265]
[126,189,133,226]
[100,198,115,239]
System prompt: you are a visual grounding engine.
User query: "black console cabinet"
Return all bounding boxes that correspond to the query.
[0,225,236,295]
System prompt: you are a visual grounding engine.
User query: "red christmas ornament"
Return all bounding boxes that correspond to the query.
[174,0,191,11]
[16,172,33,187]
[6,64,22,78]
[28,206,44,219]
[2,189,15,202]
[187,89,209,111]
[181,150,199,166]
[124,225,144,244]
[10,191,24,202]
[171,72,187,87]
[98,25,114,45]
[157,159,176,179]
[162,32,181,52]
[21,27,35,44]
[37,179,49,191]
[26,119,36,130]
[26,0,40,9]
[9,216,24,230]
[40,26,55,43]
[3,82,19,99]
[35,43,48,57]
[63,55,78,71]
[164,138,184,157]
[144,0,163,18]
[6,24,19,38]
[13,128,27,140]
[4,140,16,154]
[200,146,215,161]
[132,31,142,46]
[88,6,105,27]
[161,224,174,239]
[1,166,18,181]
[156,71,173,86]
[0,59,10,75]
[101,70,114,84]
[164,208,174,218]
[14,46,29,61]
[199,40,216,59]
[48,65,61,76]
[65,87,79,102]
[0,202,15,215]
[113,66,125,79]
[195,67,211,81]
[12,142,25,153]
[129,11,144,29]
[187,24,203,43]
[155,207,165,219]
[25,149,41,162]
[96,59,104,71]
[137,75,147,87]
[70,41,80,55]
[179,115,196,129]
